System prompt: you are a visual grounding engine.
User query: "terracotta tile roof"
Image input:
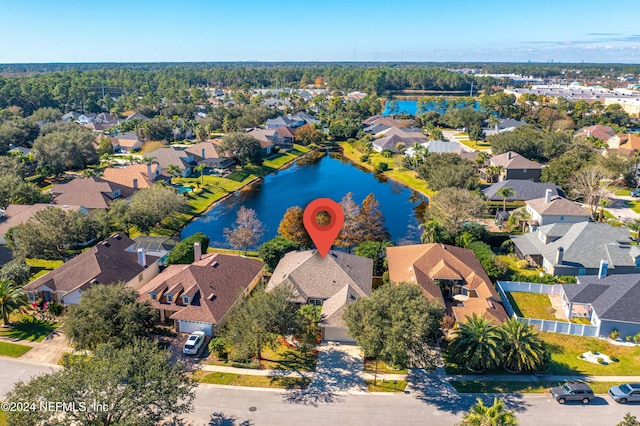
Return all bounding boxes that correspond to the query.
[490,151,542,170]
[386,244,507,323]
[24,234,158,295]
[51,177,131,209]
[101,163,160,191]
[576,125,614,141]
[138,253,264,325]
[266,250,373,327]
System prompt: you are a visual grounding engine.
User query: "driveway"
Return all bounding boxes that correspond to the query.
[167,333,210,370]
[19,328,73,366]
[604,193,640,222]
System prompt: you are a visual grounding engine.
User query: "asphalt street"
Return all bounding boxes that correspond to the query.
[1,358,639,425]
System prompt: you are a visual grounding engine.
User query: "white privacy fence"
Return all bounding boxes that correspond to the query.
[496,281,599,337]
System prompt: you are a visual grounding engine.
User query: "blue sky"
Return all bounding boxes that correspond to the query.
[1,0,639,63]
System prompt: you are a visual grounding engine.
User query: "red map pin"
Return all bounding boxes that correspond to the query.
[303,198,344,258]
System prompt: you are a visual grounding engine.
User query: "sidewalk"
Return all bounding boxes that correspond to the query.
[448,374,640,382]
[199,364,312,378]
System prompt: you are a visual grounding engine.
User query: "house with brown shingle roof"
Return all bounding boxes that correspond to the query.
[51,177,131,211]
[0,204,87,245]
[23,234,160,305]
[101,163,162,192]
[486,151,543,182]
[266,250,373,342]
[386,243,508,324]
[138,250,264,336]
[525,189,591,226]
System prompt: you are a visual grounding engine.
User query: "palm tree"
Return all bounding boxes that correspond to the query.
[598,197,611,222]
[194,163,206,187]
[488,114,501,130]
[0,280,28,326]
[448,314,503,372]
[167,164,182,178]
[496,187,516,212]
[500,318,547,372]
[460,397,518,426]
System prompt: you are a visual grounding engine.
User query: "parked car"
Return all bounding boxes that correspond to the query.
[631,189,640,197]
[550,383,595,404]
[609,383,640,403]
[182,331,205,355]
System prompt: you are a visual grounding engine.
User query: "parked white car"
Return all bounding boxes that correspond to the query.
[182,331,205,355]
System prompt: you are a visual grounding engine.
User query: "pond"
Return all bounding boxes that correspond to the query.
[180,153,427,250]
[382,99,481,116]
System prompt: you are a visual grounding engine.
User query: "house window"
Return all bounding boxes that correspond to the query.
[635,257,640,268]
[578,268,586,275]
[28,292,37,302]
[307,298,323,306]
[114,189,120,197]
[182,296,190,305]
[150,293,157,300]
[559,216,565,221]
[523,169,527,173]
[166,295,173,302]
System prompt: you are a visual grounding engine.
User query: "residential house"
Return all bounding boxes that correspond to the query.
[95,112,118,125]
[23,234,160,304]
[243,130,274,155]
[185,141,237,174]
[145,147,201,177]
[484,151,543,182]
[483,181,564,203]
[8,146,31,157]
[0,204,87,245]
[62,111,81,122]
[560,274,640,338]
[363,115,402,129]
[525,189,590,226]
[101,163,163,193]
[371,127,426,153]
[51,177,131,211]
[386,244,508,324]
[109,131,142,152]
[405,140,468,157]
[576,125,615,141]
[606,133,640,157]
[483,118,527,137]
[265,112,319,130]
[266,250,373,342]
[77,113,97,124]
[125,112,150,122]
[511,222,638,276]
[139,248,264,336]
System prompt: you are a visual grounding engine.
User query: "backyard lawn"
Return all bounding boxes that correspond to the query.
[26,258,64,282]
[366,379,407,392]
[542,332,640,376]
[193,371,309,389]
[495,254,541,279]
[506,292,558,320]
[0,315,60,342]
[0,341,32,357]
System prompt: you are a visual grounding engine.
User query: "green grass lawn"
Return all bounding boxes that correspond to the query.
[0,315,60,342]
[338,142,434,196]
[208,247,260,258]
[364,359,408,374]
[495,254,541,278]
[0,341,32,357]
[615,188,631,196]
[366,379,407,392]
[505,292,558,320]
[0,410,6,426]
[26,258,64,282]
[260,344,318,372]
[193,371,310,389]
[450,380,618,394]
[542,332,640,375]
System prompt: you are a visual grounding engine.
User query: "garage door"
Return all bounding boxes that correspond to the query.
[177,320,213,336]
[323,326,355,343]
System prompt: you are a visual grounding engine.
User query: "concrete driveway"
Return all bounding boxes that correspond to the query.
[19,328,73,366]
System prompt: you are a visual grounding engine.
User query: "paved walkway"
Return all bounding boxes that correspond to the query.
[449,373,640,383]
[18,329,73,365]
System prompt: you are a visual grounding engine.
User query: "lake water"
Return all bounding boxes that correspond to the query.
[181,153,427,250]
[382,99,481,116]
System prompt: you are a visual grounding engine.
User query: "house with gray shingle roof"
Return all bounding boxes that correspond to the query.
[486,151,543,182]
[561,274,640,338]
[145,147,201,177]
[266,250,373,342]
[511,222,638,276]
[525,190,591,226]
[483,180,564,202]
[24,234,160,305]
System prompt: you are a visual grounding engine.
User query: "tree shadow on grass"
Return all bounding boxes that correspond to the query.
[2,316,58,342]
[408,370,529,415]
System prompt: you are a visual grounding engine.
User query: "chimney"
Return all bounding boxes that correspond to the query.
[194,242,202,262]
[137,248,147,267]
[201,148,206,158]
[545,189,553,203]
[598,259,608,279]
[132,178,138,190]
[555,247,564,265]
[508,151,512,159]
[147,162,153,181]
